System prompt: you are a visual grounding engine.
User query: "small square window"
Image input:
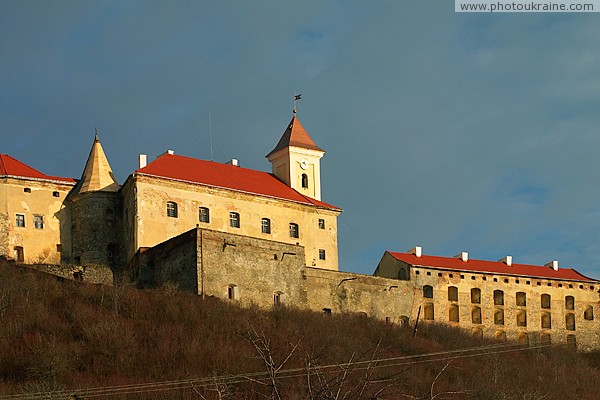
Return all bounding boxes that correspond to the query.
[471,276,476,280]
[33,215,44,229]
[52,191,60,197]
[16,214,25,227]
[482,276,487,281]
[318,219,325,229]
[319,249,326,260]
[426,271,431,276]
[24,188,31,193]
[504,279,509,283]
[493,278,498,282]
[438,273,443,277]
[460,275,465,279]
[56,244,62,252]
[449,274,453,278]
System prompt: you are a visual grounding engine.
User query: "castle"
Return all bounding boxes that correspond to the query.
[1,115,599,350]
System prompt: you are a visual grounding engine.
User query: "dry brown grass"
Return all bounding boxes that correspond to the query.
[1,259,600,399]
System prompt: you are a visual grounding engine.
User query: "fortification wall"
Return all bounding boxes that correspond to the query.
[26,263,114,285]
[305,267,416,324]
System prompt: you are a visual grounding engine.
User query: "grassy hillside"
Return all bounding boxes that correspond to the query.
[1,260,600,399]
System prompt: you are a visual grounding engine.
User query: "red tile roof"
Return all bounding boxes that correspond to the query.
[266,116,324,157]
[0,154,76,184]
[388,251,596,282]
[136,153,341,211]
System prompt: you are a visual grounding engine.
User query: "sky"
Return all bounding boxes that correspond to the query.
[2,1,600,277]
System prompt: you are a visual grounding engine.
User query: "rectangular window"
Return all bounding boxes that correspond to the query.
[319,249,326,260]
[199,207,210,223]
[318,218,325,229]
[261,218,271,234]
[166,201,178,218]
[228,285,239,300]
[13,246,24,263]
[289,223,299,238]
[16,214,25,227]
[52,191,60,197]
[33,215,44,229]
[230,212,240,228]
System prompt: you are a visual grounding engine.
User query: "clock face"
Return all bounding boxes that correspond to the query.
[300,159,309,170]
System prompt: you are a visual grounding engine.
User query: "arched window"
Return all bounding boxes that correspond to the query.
[516,292,526,307]
[517,310,527,327]
[423,303,434,320]
[541,312,552,329]
[166,201,178,218]
[449,304,459,322]
[301,173,308,189]
[398,268,408,280]
[540,333,551,344]
[519,333,529,345]
[423,285,433,299]
[471,288,481,304]
[565,295,575,310]
[584,305,594,320]
[494,308,504,325]
[472,306,482,324]
[566,313,576,331]
[448,286,458,302]
[493,290,504,306]
[289,223,299,238]
[566,334,576,348]
[541,294,551,309]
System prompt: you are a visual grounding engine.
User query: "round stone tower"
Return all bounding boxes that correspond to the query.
[68,133,122,268]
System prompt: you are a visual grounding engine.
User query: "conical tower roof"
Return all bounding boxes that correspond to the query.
[75,133,119,193]
[266,116,324,158]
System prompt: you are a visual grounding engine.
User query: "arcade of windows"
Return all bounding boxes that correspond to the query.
[421,284,594,332]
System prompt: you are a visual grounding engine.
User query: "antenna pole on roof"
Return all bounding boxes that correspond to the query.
[208,112,214,161]
[293,92,302,116]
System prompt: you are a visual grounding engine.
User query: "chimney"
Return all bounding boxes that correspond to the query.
[138,154,147,169]
[545,260,559,271]
[455,251,469,262]
[226,158,239,167]
[157,149,175,159]
[408,246,422,258]
[499,255,513,266]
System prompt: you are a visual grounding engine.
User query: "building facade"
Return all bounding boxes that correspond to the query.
[1,115,599,350]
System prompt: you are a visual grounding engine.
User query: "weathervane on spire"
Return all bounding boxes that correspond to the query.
[293,93,302,115]
[94,127,99,142]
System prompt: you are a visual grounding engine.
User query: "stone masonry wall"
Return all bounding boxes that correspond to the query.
[26,263,114,285]
[305,267,415,324]
[199,228,307,308]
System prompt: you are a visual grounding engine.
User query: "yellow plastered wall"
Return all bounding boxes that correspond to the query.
[124,174,340,270]
[0,177,73,264]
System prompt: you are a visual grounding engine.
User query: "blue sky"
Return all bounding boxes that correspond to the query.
[2,1,600,277]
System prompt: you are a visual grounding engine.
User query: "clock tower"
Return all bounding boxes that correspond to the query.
[266,116,325,201]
